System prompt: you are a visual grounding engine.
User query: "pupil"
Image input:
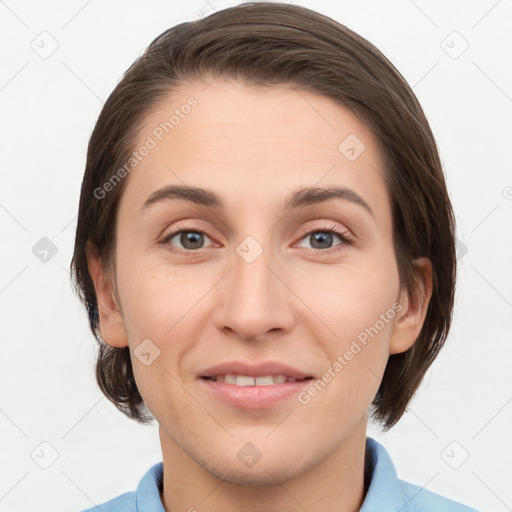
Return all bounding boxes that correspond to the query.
[181,231,203,249]
[311,232,332,249]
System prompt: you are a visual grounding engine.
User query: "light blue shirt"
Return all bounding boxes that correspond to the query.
[81,437,478,511]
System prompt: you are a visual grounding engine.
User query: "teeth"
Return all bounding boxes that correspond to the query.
[236,375,255,387]
[224,374,236,384]
[211,374,298,386]
[255,375,277,386]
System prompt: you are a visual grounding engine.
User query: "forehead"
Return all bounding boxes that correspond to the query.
[119,79,389,219]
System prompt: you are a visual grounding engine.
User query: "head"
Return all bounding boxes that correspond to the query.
[70,1,455,483]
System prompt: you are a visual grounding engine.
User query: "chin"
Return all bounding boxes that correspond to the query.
[192,438,321,488]
[200,456,309,488]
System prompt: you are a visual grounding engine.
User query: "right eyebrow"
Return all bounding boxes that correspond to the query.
[140,185,222,212]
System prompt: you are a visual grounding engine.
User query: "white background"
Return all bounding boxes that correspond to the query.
[1,1,511,511]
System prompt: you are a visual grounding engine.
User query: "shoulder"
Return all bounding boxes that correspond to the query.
[362,437,479,512]
[398,478,480,511]
[78,461,164,512]
[80,491,136,512]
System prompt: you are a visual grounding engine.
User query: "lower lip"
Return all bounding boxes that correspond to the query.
[198,378,313,409]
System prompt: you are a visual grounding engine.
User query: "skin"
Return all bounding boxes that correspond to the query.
[87,79,432,512]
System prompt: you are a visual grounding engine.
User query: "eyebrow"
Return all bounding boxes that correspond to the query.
[140,184,374,217]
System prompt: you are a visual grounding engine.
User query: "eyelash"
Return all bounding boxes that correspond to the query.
[160,222,353,256]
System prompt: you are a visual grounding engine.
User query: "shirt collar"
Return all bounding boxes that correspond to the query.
[136,460,165,512]
[360,437,412,511]
[136,437,410,512]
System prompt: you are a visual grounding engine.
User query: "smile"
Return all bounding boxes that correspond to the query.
[201,374,312,386]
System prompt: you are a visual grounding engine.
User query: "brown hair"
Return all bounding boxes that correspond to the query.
[70,1,456,430]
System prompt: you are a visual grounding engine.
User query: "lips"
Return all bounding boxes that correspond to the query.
[203,374,304,385]
[198,360,313,381]
[197,360,314,409]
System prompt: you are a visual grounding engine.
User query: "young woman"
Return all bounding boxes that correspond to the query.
[70,2,478,510]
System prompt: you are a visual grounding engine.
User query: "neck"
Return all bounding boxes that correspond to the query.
[159,418,369,512]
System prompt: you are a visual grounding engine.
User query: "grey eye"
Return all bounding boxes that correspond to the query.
[167,230,214,250]
[298,231,343,250]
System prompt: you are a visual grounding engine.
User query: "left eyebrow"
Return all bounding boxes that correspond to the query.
[283,185,374,217]
[139,184,373,217]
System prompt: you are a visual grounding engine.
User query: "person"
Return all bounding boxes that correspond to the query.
[69,2,479,511]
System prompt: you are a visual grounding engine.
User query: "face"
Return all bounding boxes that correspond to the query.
[89,79,430,486]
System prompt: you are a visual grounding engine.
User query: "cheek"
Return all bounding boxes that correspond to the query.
[116,257,212,392]
[296,252,400,337]
[116,252,201,337]
[293,252,399,391]
[120,262,203,420]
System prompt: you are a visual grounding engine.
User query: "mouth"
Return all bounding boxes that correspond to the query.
[200,374,313,386]
[197,361,315,409]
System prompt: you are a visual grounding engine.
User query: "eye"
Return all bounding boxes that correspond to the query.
[160,224,216,255]
[296,224,353,252]
[160,222,353,256]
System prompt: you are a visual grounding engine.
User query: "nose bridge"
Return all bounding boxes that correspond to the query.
[235,238,274,304]
[215,233,294,339]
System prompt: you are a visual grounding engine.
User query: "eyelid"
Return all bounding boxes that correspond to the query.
[294,221,353,243]
[160,221,217,247]
[292,222,354,255]
[160,219,354,255]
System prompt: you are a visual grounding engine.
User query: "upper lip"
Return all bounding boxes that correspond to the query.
[199,360,312,379]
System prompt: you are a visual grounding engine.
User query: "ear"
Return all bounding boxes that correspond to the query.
[85,241,129,348]
[389,257,433,355]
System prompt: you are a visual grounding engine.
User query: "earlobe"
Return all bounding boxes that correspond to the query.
[85,241,129,348]
[389,257,433,355]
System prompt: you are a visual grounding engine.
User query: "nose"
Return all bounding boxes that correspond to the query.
[213,240,296,341]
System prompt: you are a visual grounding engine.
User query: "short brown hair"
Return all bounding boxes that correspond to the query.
[70,1,456,430]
